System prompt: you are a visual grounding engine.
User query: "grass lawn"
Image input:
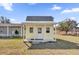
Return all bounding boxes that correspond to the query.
[0,35,79,55]
[0,39,28,55]
[54,35,79,44]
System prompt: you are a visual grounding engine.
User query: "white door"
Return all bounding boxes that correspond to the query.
[37,28,43,38]
[35,28,43,43]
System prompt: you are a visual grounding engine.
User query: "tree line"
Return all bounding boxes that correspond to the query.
[57,18,78,35]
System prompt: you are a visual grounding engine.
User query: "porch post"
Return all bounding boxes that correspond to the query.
[7,26,9,37]
[21,26,23,37]
[23,24,26,40]
[23,24,25,40]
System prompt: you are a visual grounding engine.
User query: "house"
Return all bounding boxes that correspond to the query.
[71,24,79,35]
[0,23,23,37]
[76,23,79,35]
[75,27,79,35]
[23,16,56,43]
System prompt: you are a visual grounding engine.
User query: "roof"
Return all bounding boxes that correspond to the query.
[0,23,22,26]
[26,16,54,21]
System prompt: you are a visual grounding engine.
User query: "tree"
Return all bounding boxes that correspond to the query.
[15,30,19,35]
[0,16,10,23]
[58,19,77,34]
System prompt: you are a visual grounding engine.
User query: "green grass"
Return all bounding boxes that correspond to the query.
[0,35,78,55]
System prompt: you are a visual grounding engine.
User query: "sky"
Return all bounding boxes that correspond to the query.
[0,3,79,23]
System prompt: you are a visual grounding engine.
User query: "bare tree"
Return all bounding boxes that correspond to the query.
[0,16,10,23]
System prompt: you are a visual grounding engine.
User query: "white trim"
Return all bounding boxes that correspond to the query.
[26,21,53,23]
[23,24,26,39]
[0,23,22,26]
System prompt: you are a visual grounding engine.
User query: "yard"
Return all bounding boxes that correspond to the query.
[0,35,79,55]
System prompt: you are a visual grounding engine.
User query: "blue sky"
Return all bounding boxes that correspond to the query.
[0,3,79,23]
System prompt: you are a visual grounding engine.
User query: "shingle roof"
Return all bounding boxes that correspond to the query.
[26,16,54,21]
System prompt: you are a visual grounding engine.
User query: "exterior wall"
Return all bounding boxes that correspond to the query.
[9,26,22,37]
[25,23,55,42]
[0,24,23,37]
[0,26,7,36]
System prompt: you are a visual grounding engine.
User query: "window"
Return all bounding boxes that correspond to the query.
[35,39,43,40]
[30,27,33,33]
[31,39,34,40]
[46,27,50,33]
[38,28,42,33]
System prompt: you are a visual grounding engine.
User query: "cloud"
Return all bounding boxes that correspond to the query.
[61,9,72,13]
[70,17,76,20]
[10,18,21,23]
[61,8,79,14]
[0,3,13,11]
[51,5,61,10]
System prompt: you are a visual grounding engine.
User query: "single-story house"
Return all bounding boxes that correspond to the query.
[0,23,23,37]
[23,16,56,43]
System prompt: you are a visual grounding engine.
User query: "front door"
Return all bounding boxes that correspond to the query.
[37,28,43,38]
[35,28,43,42]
